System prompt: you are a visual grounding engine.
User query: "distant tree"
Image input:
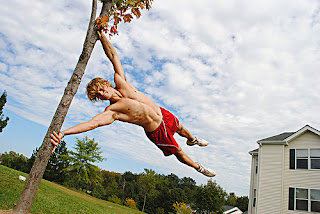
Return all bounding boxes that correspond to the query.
[1,151,14,168]
[236,196,249,212]
[226,192,237,207]
[26,141,69,183]
[138,169,158,212]
[100,170,122,199]
[15,153,28,172]
[119,172,198,213]
[65,137,104,190]
[154,207,165,214]
[0,151,28,172]
[26,148,38,172]
[166,173,181,188]
[193,179,227,214]
[92,183,106,199]
[149,174,196,213]
[180,176,197,203]
[122,171,140,201]
[151,177,185,212]
[44,140,69,183]
[0,90,9,132]
[225,192,249,212]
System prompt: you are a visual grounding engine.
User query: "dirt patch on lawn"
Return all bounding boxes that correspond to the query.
[0,210,13,214]
[0,210,30,214]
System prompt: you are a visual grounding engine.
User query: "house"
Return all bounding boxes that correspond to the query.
[248,125,320,214]
[223,205,243,214]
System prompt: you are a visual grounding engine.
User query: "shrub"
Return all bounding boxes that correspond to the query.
[92,184,106,199]
[125,198,137,209]
[108,195,122,205]
[173,202,192,214]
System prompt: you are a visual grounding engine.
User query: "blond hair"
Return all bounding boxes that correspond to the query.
[86,77,113,102]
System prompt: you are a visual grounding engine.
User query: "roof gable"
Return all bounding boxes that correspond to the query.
[249,148,259,155]
[284,125,320,142]
[257,125,320,145]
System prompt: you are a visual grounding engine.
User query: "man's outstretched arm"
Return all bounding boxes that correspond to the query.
[98,32,126,81]
[50,109,116,152]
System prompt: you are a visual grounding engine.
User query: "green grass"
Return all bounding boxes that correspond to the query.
[0,165,144,214]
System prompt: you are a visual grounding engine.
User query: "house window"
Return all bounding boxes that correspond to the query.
[253,189,256,207]
[311,149,320,169]
[255,158,258,174]
[289,188,320,212]
[296,188,308,211]
[296,149,308,169]
[311,189,320,212]
[290,149,320,170]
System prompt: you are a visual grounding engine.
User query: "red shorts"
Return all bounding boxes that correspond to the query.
[145,107,180,156]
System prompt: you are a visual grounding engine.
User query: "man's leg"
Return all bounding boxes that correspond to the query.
[174,146,199,170]
[176,123,208,146]
[174,146,216,177]
[176,123,195,142]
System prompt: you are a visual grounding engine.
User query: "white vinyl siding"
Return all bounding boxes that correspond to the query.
[257,144,284,214]
[249,154,259,214]
[283,131,320,214]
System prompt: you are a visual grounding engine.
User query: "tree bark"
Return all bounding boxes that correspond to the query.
[122,178,126,191]
[14,0,113,213]
[142,192,147,213]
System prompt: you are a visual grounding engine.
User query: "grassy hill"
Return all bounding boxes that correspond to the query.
[0,165,144,214]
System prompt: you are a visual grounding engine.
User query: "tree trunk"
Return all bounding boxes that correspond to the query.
[13,0,113,213]
[122,178,126,191]
[142,192,147,213]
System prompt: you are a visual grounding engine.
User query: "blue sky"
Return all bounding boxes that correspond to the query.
[1,0,320,196]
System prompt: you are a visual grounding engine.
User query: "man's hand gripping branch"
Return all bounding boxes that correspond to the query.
[50,131,64,153]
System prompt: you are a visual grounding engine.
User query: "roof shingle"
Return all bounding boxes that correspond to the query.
[258,132,295,142]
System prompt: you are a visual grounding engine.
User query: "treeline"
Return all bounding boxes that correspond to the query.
[0,137,248,214]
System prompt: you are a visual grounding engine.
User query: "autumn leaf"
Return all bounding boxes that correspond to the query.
[114,15,122,25]
[101,15,109,22]
[111,26,118,34]
[127,0,136,7]
[123,14,133,23]
[136,2,144,9]
[96,0,153,37]
[131,8,141,18]
[119,7,127,15]
[101,19,108,27]
[146,2,151,10]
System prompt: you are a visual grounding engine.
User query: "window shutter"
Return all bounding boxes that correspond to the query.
[289,187,294,210]
[290,149,295,169]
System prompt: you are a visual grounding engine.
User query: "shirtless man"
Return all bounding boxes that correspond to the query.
[50,32,216,177]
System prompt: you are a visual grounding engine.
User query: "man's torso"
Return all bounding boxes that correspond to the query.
[108,82,162,132]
